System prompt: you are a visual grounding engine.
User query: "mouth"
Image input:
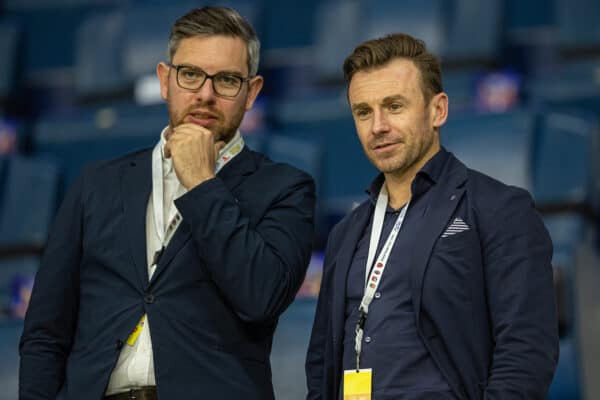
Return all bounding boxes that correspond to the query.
[371,141,400,153]
[185,111,219,127]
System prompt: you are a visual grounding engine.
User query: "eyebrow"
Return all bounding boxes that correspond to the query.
[174,64,244,76]
[351,102,370,113]
[381,94,409,105]
[351,94,409,112]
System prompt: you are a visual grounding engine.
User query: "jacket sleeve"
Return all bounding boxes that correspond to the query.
[482,188,559,399]
[305,234,336,400]
[19,172,85,400]
[174,169,316,323]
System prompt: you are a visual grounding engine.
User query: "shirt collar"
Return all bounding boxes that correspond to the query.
[159,127,173,177]
[366,147,450,205]
[158,127,243,177]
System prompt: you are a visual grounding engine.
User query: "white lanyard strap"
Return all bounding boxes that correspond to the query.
[354,183,409,370]
[151,132,245,261]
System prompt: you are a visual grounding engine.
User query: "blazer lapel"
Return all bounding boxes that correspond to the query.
[217,146,256,192]
[331,201,373,379]
[148,146,257,285]
[410,155,468,326]
[120,150,153,290]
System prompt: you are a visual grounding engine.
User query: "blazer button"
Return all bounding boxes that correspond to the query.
[144,293,155,304]
[115,339,124,350]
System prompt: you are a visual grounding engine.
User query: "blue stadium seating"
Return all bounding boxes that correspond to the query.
[528,57,600,113]
[0,156,60,250]
[556,0,600,51]
[313,0,502,81]
[0,20,21,102]
[533,110,598,208]
[532,108,600,400]
[443,109,535,190]
[33,103,167,189]
[0,318,23,400]
[0,256,38,316]
[571,243,600,400]
[0,20,20,102]
[74,10,128,99]
[547,337,582,400]
[266,134,323,190]
[259,0,318,53]
[6,2,124,82]
[442,0,502,63]
[271,298,317,400]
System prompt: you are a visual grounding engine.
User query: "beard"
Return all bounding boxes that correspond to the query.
[167,94,247,144]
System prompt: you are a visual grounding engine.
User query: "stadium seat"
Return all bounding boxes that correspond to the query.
[0,156,60,252]
[271,298,317,400]
[33,103,167,190]
[0,20,20,103]
[443,109,535,190]
[0,318,24,400]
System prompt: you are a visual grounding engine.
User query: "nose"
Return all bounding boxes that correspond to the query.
[193,77,217,104]
[372,108,390,135]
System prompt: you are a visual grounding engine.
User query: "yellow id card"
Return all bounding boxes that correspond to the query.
[343,368,372,400]
[126,314,146,346]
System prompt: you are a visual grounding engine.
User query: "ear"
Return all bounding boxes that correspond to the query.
[429,92,448,128]
[245,75,264,111]
[157,62,171,101]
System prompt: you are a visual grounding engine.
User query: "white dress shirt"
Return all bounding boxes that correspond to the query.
[105,127,185,395]
[105,128,244,395]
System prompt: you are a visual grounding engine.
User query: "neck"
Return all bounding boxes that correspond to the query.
[383,172,413,210]
[383,144,441,209]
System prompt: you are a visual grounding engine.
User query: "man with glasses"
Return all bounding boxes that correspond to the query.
[20,6,315,400]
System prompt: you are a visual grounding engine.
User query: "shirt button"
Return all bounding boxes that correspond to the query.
[115,339,124,350]
[144,293,155,304]
[375,292,381,299]
[365,336,372,343]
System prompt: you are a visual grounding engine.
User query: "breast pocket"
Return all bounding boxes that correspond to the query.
[425,229,481,304]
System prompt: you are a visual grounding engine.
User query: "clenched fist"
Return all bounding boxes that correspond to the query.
[164,123,226,189]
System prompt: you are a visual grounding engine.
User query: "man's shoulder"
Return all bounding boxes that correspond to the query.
[329,199,371,240]
[70,148,152,195]
[247,148,315,186]
[462,163,535,217]
[80,148,151,176]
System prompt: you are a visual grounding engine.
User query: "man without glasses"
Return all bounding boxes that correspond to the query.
[306,33,558,400]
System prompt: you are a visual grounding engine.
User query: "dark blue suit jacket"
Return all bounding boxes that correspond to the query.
[20,146,316,400]
[306,152,558,400]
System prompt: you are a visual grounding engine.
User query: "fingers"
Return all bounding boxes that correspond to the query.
[164,124,220,189]
[214,140,226,154]
[170,123,214,141]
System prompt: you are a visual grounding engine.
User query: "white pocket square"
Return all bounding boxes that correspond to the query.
[441,217,470,238]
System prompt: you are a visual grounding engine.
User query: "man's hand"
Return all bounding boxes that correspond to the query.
[164,123,226,189]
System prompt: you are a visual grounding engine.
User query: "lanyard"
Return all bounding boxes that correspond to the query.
[150,131,245,263]
[354,184,409,370]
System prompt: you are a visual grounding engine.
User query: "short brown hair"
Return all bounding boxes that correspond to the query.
[169,6,260,76]
[343,33,443,102]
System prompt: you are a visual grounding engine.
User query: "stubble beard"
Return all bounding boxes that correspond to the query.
[167,95,247,144]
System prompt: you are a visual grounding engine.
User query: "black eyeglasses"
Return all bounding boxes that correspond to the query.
[167,63,252,98]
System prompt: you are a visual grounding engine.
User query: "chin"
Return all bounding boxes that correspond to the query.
[370,156,405,174]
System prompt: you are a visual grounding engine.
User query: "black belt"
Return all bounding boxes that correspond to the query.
[105,387,157,400]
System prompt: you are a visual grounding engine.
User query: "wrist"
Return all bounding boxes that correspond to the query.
[183,172,215,189]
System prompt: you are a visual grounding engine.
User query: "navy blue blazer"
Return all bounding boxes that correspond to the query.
[306,152,558,400]
[20,146,316,400]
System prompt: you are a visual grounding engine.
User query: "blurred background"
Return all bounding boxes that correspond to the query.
[0,0,599,398]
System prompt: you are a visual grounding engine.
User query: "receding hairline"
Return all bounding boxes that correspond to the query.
[347,57,431,104]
